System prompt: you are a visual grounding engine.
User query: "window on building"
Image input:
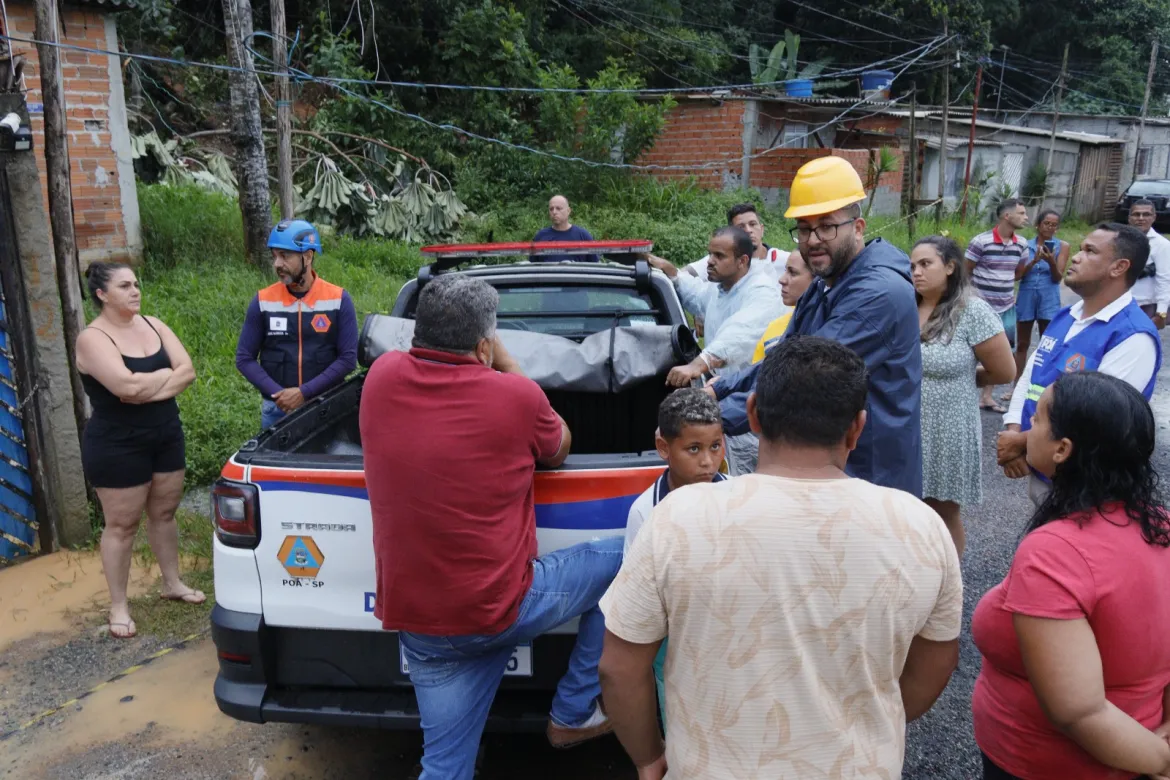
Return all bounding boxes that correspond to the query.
[782,122,809,149]
[1136,146,1152,177]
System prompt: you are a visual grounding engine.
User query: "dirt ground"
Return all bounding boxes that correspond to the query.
[0,552,634,780]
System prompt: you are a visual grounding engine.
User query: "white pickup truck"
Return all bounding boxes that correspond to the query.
[210,242,697,732]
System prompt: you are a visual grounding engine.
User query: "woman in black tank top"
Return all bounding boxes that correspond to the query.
[75,263,203,640]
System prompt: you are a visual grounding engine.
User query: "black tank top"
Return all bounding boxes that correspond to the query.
[80,318,181,428]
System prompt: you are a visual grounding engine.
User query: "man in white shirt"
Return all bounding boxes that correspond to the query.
[998,223,1162,506]
[685,203,790,283]
[647,226,784,387]
[1127,199,1170,329]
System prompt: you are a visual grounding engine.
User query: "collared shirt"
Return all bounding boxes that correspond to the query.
[622,468,728,554]
[1133,227,1170,312]
[1004,291,1160,425]
[673,268,785,371]
[361,347,564,635]
[966,227,1030,313]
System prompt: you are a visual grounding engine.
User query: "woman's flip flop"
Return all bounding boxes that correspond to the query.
[159,589,207,605]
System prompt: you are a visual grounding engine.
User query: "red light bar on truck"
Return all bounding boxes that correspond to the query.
[418,240,653,259]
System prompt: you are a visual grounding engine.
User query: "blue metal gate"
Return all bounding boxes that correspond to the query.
[0,281,36,562]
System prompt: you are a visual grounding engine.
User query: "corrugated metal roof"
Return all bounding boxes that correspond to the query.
[886,109,1120,145]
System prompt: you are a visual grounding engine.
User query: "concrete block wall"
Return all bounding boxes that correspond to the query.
[6,2,142,264]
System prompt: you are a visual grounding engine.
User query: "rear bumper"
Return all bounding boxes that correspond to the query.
[211,604,561,732]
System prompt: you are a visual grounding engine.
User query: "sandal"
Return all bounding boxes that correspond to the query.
[108,619,137,639]
[980,402,1007,414]
[159,588,207,605]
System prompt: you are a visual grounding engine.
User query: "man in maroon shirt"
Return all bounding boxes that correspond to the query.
[360,273,624,779]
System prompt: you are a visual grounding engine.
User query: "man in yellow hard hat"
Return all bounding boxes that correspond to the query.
[709,156,923,496]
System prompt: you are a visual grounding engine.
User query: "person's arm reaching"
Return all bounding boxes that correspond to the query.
[700,286,784,370]
[517,338,571,468]
[599,518,669,780]
[235,296,284,399]
[710,361,761,400]
[300,292,360,399]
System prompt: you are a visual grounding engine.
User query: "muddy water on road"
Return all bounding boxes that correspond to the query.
[1,553,633,779]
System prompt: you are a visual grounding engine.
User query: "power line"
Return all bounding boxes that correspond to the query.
[2,30,947,172]
[774,0,931,46]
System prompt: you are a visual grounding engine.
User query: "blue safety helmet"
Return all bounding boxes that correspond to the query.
[267,219,322,255]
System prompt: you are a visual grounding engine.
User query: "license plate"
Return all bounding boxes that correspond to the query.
[399,643,532,677]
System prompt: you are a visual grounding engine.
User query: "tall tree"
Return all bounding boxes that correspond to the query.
[221,0,272,265]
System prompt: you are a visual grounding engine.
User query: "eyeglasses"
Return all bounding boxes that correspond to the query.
[789,218,857,244]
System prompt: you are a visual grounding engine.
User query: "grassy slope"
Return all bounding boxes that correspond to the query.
[138,184,1097,490]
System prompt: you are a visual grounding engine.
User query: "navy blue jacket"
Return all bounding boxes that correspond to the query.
[716,238,923,496]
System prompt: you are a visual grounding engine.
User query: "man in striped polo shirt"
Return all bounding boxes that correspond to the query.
[966,199,1031,413]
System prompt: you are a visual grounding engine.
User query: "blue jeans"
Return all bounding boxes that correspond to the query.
[261,398,286,430]
[399,536,624,780]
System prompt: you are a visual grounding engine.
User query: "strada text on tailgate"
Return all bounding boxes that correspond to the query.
[210,242,700,730]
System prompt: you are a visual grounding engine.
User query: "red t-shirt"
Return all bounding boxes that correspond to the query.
[360,347,564,635]
[972,506,1170,779]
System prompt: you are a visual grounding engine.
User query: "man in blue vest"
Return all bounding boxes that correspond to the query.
[998,223,1163,506]
[236,220,358,430]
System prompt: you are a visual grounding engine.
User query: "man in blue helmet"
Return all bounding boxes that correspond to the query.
[236,220,358,429]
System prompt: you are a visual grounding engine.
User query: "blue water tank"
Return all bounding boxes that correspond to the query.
[784,79,814,98]
[861,70,895,92]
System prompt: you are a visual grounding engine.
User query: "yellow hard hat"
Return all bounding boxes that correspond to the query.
[784,156,868,219]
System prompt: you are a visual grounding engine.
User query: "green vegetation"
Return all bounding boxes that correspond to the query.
[139,183,1096,492]
[126,508,215,639]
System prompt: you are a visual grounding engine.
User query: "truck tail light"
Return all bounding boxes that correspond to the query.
[212,479,260,549]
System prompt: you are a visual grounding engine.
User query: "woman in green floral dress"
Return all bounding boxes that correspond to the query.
[912,236,1017,557]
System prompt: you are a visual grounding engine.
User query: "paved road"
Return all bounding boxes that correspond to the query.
[3,324,1168,779]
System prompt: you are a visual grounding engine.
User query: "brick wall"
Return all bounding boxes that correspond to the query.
[6,2,141,264]
[640,99,904,212]
[638,101,746,188]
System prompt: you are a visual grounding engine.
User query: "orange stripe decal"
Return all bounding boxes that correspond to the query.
[244,465,662,503]
[221,461,246,481]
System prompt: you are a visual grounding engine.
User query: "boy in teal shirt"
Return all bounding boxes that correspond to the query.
[623,388,728,728]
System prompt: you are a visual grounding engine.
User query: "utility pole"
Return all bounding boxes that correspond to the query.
[1045,43,1070,179]
[1133,40,1159,183]
[995,45,1009,114]
[271,0,295,219]
[961,63,984,221]
[221,0,272,265]
[908,81,918,240]
[935,18,950,224]
[33,0,88,444]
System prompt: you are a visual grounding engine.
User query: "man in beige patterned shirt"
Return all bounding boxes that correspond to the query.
[599,336,962,780]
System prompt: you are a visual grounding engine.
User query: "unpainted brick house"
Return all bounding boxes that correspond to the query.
[4,0,142,264]
[638,94,905,215]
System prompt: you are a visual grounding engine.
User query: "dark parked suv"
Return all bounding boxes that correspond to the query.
[1115,180,1170,229]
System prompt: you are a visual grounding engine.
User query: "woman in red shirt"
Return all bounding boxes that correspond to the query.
[972,371,1170,780]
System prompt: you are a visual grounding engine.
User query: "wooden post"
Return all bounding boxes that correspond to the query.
[1132,41,1159,183]
[33,0,88,446]
[908,82,918,240]
[271,0,295,219]
[935,19,949,225]
[1045,43,1069,178]
[960,64,984,222]
[221,0,272,265]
